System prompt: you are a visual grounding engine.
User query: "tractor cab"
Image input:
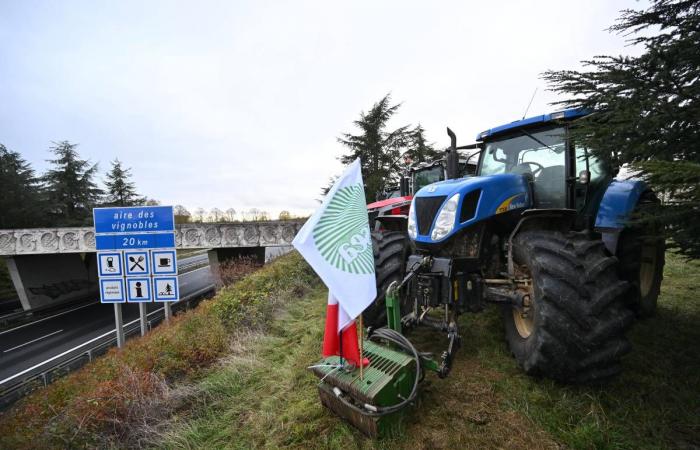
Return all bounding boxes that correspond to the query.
[475,110,613,228]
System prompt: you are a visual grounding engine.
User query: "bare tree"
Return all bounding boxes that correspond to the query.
[225,207,236,222]
[210,207,223,222]
[278,210,291,220]
[195,207,206,223]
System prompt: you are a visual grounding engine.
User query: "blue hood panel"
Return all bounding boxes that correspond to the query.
[412,174,531,243]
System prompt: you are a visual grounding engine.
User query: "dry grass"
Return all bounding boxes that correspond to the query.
[0,253,317,449]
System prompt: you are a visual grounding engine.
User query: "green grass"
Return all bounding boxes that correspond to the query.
[155,252,699,449]
[2,251,697,449]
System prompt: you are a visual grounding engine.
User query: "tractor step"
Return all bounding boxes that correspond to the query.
[309,340,417,438]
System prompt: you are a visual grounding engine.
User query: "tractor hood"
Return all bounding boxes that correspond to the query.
[410,173,531,243]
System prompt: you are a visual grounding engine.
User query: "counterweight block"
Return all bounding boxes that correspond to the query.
[310,340,417,438]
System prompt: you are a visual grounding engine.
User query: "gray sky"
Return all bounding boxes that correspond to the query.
[0,0,644,217]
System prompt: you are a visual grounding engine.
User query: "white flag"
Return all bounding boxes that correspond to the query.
[292,159,376,330]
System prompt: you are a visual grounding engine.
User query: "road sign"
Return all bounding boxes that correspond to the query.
[127,277,152,302]
[93,205,175,234]
[152,250,177,275]
[98,251,123,277]
[124,250,150,275]
[93,205,179,305]
[153,276,179,301]
[100,278,125,303]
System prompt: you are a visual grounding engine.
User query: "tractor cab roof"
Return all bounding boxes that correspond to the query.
[475,108,589,142]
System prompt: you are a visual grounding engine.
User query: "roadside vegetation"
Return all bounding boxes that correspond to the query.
[1,251,697,449]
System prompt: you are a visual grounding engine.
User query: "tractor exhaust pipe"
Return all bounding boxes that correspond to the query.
[446,127,459,180]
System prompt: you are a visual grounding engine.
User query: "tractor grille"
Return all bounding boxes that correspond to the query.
[415,196,446,235]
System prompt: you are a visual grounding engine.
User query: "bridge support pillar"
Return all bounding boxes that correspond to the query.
[4,254,97,311]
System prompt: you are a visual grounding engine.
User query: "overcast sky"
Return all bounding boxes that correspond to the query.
[0,0,645,217]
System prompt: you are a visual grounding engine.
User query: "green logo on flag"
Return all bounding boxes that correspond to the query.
[313,184,374,274]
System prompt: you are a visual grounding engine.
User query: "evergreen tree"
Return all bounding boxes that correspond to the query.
[338,94,410,202]
[0,144,47,228]
[104,159,141,206]
[543,0,700,258]
[404,124,439,164]
[43,141,102,226]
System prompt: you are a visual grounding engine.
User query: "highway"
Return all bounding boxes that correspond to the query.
[0,253,214,385]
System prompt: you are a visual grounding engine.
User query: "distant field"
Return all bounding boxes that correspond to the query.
[1,252,697,449]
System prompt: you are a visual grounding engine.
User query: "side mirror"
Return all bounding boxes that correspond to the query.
[578,170,590,185]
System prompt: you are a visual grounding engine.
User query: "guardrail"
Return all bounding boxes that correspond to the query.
[0,283,215,410]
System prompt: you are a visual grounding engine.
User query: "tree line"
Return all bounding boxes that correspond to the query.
[173,205,295,224]
[0,141,291,229]
[0,141,146,228]
[335,0,699,259]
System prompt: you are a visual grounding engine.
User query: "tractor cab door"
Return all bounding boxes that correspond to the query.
[479,126,568,209]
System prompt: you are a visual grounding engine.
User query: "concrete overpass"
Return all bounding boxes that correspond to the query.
[1,220,304,311]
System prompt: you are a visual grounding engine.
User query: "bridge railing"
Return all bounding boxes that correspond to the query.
[0,220,305,256]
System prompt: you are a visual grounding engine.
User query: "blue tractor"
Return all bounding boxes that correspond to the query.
[367,108,665,383]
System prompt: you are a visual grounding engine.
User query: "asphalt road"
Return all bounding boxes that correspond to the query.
[0,254,214,384]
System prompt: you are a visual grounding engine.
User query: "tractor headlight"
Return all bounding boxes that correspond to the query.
[407,198,417,239]
[431,193,460,241]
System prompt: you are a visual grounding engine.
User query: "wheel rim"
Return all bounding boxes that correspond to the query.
[512,281,535,339]
[512,305,534,339]
[639,240,659,297]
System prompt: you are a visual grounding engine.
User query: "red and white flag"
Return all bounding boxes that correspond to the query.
[292,159,376,367]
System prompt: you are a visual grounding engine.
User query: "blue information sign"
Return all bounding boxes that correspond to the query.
[94,206,179,304]
[93,206,175,234]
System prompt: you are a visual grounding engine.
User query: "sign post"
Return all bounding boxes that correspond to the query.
[93,206,180,343]
[114,303,125,348]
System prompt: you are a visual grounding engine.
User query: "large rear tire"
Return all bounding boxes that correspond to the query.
[617,192,665,318]
[502,230,634,383]
[362,231,408,328]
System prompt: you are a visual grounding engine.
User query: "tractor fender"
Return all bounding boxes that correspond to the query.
[594,179,648,254]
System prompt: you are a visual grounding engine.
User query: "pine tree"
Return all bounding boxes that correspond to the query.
[104,159,141,206]
[0,144,47,228]
[543,0,700,258]
[404,124,439,164]
[338,94,410,202]
[43,141,102,226]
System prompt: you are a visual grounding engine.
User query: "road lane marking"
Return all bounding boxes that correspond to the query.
[3,329,64,353]
[0,283,214,386]
[0,256,209,337]
[0,303,94,336]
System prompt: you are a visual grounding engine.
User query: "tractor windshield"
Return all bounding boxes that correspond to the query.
[480,127,567,208]
[413,166,445,192]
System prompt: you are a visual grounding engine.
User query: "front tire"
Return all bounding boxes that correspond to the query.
[362,231,407,328]
[503,230,634,383]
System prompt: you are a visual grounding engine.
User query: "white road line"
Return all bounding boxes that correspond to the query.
[0,283,214,386]
[0,302,95,336]
[3,329,63,353]
[0,259,209,337]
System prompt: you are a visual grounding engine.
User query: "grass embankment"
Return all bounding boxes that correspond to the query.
[154,252,700,450]
[1,252,698,449]
[0,253,316,449]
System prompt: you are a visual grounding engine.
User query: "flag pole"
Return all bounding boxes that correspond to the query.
[359,314,364,380]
